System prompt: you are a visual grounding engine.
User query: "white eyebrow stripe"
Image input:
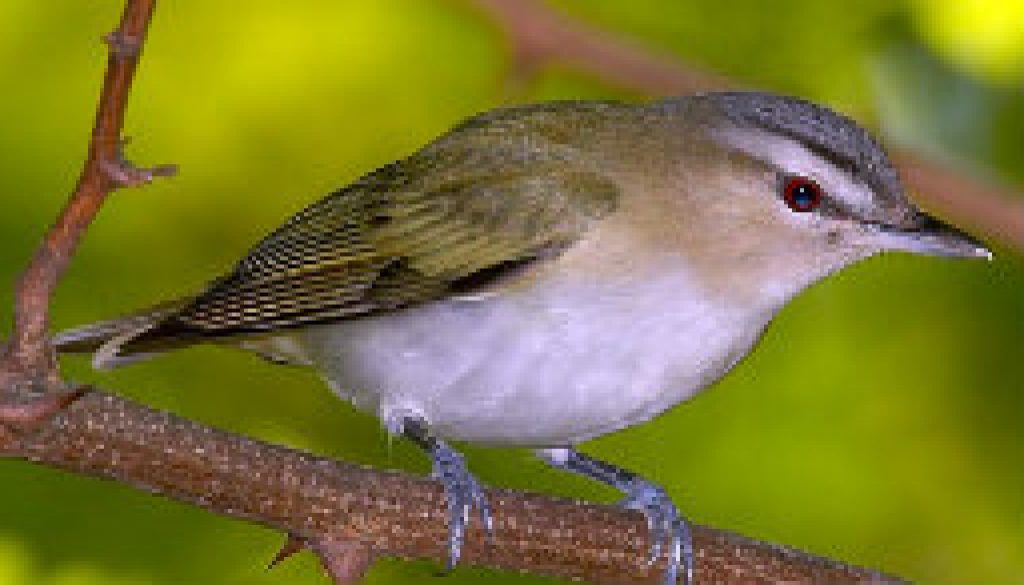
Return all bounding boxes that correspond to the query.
[709,126,877,216]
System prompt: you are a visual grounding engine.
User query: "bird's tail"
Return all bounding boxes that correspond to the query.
[53,301,192,370]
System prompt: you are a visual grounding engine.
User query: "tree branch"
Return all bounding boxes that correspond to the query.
[459,0,1024,253]
[1,388,905,585]
[0,1,927,583]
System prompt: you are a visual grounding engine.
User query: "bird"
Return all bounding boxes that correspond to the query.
[55,91,991,584]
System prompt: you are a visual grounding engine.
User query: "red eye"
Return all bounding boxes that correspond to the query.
[782,176,823,213]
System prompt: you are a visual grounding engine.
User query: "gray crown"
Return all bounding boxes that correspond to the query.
[705,92,905,211]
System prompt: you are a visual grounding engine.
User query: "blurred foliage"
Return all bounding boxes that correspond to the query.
[0,1,1021,584]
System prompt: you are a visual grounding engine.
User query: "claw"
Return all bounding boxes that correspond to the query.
[537,448,694,585]
[430,441,493,571]
[398,415,494,573]
[620,480,693,585]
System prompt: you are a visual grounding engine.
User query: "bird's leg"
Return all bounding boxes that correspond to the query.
[537,447,693,585]
[398,415,493,572]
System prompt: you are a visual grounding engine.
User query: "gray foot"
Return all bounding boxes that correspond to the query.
[620,477,693,585]
[401,416,493,571]
[537,448,693,585]
[430,440,493,570]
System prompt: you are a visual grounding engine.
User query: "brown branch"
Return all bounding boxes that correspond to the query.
[459,0,1024,254]
[1,388,905,585]
[0,1,918,584]
[894,152,1024,250]
[465,0,731,96]
[1,0,173,377]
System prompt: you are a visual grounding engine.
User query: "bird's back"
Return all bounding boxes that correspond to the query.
[56,100,638,366]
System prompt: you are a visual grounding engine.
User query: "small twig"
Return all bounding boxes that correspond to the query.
[1,0,172,376]
[102,141,178,189]
[458,0,1024,254]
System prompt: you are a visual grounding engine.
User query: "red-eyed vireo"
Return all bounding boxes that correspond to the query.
[56,92,991,584]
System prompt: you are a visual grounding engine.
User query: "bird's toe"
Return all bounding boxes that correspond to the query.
[619,481,693,585]
[430,442,492,571]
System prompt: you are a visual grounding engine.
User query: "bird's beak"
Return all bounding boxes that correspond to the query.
[873,214,993,260]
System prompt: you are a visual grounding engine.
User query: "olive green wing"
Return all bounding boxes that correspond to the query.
[130,118,620,347]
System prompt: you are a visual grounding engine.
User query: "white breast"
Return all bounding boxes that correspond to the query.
[295,268,775,447]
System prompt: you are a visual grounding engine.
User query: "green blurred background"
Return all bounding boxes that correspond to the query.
[1,1,1022,583]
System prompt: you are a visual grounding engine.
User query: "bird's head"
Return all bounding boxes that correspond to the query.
[644,92,991,307]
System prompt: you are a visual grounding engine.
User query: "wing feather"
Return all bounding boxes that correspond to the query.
[136,103,621,341]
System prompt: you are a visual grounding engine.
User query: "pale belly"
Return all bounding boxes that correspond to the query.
[294,274,774,447]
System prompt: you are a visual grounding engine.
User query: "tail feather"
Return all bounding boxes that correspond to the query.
[54,302,192,369]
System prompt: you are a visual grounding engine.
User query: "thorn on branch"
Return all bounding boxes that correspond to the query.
[267,533,306,570]
[269,533,376,584]
[103,31,142,58]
